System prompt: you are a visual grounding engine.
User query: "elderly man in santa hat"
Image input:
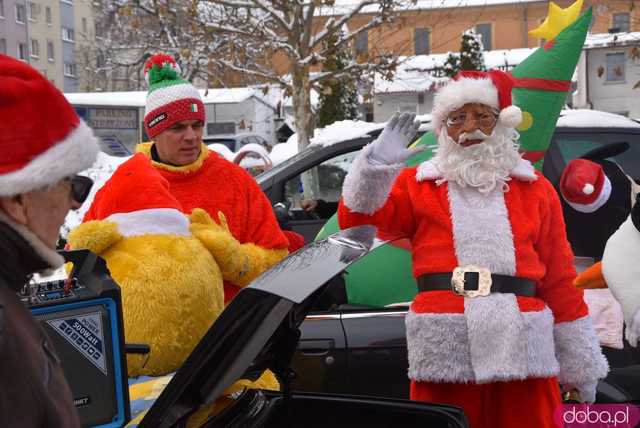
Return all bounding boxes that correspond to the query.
[338,70,608,428]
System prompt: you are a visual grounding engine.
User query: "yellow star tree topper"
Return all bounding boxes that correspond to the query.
[529,0,584,41]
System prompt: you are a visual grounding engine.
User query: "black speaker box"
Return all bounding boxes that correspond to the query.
[24,250,130,428]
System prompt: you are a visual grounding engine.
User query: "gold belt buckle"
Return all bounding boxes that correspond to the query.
[451,265,492,298]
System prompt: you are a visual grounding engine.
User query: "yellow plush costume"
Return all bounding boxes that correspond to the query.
[68,155,225,377]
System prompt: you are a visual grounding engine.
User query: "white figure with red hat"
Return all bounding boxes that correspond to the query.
[338,69,608,428]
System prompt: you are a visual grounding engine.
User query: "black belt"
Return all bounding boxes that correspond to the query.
[417,271,536,297]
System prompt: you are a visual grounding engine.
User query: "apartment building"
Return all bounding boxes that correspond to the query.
[0,1,28,63]
[324,0,638,58]
[0,0,95,92]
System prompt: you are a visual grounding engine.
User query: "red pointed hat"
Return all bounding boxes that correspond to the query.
[0,54,98,196]
[432,69,522,135]
[560,159,611,213]
[87,154,183,220]
[84,154,190,237]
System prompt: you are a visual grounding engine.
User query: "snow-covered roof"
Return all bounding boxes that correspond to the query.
[318,0,543,16]
[65,87,275,108]
[375,48,535,94]
[584,32,640,49]
[557,109,640,128]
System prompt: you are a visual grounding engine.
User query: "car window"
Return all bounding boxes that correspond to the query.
[284,151,359,210]
[553,132,640,180]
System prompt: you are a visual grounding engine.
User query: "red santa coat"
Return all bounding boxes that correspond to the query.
[338,147,608,386]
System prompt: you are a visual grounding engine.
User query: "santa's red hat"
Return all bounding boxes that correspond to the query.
[86,154,190,237]
[0,54,98,196]
[560,159,612,213]
[432,69,522,135]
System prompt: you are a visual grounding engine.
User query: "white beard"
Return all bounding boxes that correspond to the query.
[433,123,522,194]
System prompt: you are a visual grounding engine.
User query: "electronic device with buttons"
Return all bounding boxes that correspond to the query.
[20,249,130,428]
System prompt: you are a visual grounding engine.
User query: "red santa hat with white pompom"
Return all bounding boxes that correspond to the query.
[432,69,523,136]
[560,158,612,213]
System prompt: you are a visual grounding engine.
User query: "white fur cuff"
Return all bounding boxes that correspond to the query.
[554,316,610,387]
[341,143,404,215]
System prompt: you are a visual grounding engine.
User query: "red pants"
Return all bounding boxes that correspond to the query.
[411,377,562,428]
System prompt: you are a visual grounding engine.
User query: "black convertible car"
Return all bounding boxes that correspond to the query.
[136,226,469,427]
[255,110,640,403]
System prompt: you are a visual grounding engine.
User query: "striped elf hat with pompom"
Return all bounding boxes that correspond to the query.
[143,53,205,139]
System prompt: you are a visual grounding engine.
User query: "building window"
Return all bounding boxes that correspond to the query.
[30,38,39,58]
[15,3,25,24]
[63,62,76,77]
[28,2,38,21]
[18,43,27,60]
[47,41,54,61]
[605,52,626,82]
[62,27,75,42]
[355,31,368,55]
[475,23,492,50]
[82,17,87,34]
[0,0,4,18]
[45,6,51,25]
[0,39,6,54]
[414,28,430,55]
[612,13,630,32]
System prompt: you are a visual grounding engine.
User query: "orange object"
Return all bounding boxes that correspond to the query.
[574,261,607,289]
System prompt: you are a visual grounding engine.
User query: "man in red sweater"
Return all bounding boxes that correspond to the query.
[85,53,288,304]
[338,70,608,428]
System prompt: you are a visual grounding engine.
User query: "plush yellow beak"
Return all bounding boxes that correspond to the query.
[574,261,608,289]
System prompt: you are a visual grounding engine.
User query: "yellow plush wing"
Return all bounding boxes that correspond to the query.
[67,220,123,255]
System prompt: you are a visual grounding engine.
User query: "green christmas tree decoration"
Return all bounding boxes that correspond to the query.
[317,32,361,127]
[442,29,486,78]
[512,7,592,167]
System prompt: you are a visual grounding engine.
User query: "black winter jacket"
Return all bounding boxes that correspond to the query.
[0,220,80,428]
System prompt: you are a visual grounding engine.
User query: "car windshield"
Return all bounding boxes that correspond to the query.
[553,131,640,180]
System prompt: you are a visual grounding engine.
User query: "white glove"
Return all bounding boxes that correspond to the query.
[562,379,598,403]
[626,309,640,347]
[369,112,424,165]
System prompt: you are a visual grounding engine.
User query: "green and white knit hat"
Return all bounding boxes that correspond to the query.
[143,53,205,139]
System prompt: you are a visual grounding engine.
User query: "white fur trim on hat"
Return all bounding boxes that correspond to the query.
[106,208,190,237]
[432,77,499,135]
[564,175,612,213]
[0,120,99,196]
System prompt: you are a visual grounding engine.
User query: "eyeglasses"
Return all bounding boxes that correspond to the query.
[65,175,94,204]
[445,110,499,129]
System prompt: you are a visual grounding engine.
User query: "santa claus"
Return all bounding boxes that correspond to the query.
[338,70,608,428]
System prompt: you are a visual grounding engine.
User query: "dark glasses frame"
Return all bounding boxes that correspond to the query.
[68,175,93,204]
